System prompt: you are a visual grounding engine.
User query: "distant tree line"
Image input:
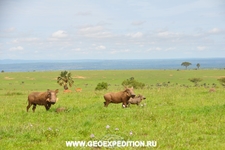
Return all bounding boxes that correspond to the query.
[181,62,201,70]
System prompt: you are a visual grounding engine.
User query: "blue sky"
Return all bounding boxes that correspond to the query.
[0,0,224,60]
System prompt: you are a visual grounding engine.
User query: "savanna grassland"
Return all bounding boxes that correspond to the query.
[0,70,225,150]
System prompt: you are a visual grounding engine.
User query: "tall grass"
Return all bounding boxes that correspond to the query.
[0,70,225,149]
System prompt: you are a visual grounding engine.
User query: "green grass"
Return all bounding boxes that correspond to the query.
[0,70,225,149]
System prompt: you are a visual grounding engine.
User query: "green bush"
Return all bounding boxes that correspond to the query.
[218,77,225,87]
[188,78,202,85]
[121,77,145,89]
[95,82,108,91]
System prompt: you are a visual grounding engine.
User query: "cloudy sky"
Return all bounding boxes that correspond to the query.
[0,0,225,60]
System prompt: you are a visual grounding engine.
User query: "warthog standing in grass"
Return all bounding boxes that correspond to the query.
[27,89,59,112]
[103,87,135,108]
[128,94,146,106]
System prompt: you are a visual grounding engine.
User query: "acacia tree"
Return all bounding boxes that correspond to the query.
[196,63,200,69]
[181,62,192,69]
[57,70,74,90]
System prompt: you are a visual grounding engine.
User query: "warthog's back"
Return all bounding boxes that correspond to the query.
[28,92,47,105]
[104,91,127,103]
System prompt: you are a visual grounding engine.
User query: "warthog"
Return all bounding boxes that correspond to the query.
[103,87,135,108]
[128,94,146,106]
[27,89,59,112]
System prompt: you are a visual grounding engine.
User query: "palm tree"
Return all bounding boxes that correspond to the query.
[57,71,74,90]
[181,62,192,70]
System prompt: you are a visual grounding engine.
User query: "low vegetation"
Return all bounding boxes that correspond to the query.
[122,77,145,89]
[218,77,225,87]
[188,77,203,86]
[0,70,225,149]
[95,82,108,91]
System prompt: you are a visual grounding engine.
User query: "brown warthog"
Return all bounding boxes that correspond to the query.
[27,89,59,112]
[103,87,135,108]
[128,94,146,106]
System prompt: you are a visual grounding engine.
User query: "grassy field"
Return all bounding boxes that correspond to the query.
[0,70,225,149]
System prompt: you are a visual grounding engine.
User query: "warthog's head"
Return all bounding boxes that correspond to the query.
[137,94,146,100]
[46,89,59,104]
[125,87,135,98]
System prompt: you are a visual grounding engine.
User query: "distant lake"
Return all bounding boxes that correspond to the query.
[0,58,224,72]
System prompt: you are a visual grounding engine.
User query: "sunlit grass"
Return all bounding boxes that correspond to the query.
[0,70,225,149]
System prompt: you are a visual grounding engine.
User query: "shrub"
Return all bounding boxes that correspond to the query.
[217,77,225,87]
[95,82,108,91]
[188,78,202,86]
[122,77,145,89]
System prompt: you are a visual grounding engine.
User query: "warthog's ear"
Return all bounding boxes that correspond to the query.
[55,89,59,93]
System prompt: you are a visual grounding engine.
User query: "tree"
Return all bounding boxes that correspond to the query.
[196,63,200,69]
[181,62,192,69]
[57,71,74,90]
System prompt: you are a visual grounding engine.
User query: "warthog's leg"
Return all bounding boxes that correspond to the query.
[45,103,51,110]
[104,101,109,107]
[27,102,32,112]
[32,104,36,112]
[48,104,51,110]
[122,101,128,108]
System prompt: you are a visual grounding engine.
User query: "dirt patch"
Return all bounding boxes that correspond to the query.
[203,76,225,79]
[73,76,86,79]
[218,76,225,78]
[26,77,35,80]
[4,77,14,80]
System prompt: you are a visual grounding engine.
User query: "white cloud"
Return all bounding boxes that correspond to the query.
[110,49,130,54]
[13,38,39,43]
[155,47,162,51]
[208,28,222,34]
[5,27,16,32]
[157,31,180,38]
[146,47,162,52]
[73,48,81,51]
[197,46,206,51]
[79,25,103,33]
[52,30,68,38]
[9,46,24,51]
[127,32,143,38]
[165,47,176,51]
[96,45,106,50]
[78,25,113,38]
[75,11,92,16]
[131,21,145,26]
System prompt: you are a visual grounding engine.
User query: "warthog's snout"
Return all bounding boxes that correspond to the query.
[131,94,136,98]
[49,101,56,104]
[46,98,56,104]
